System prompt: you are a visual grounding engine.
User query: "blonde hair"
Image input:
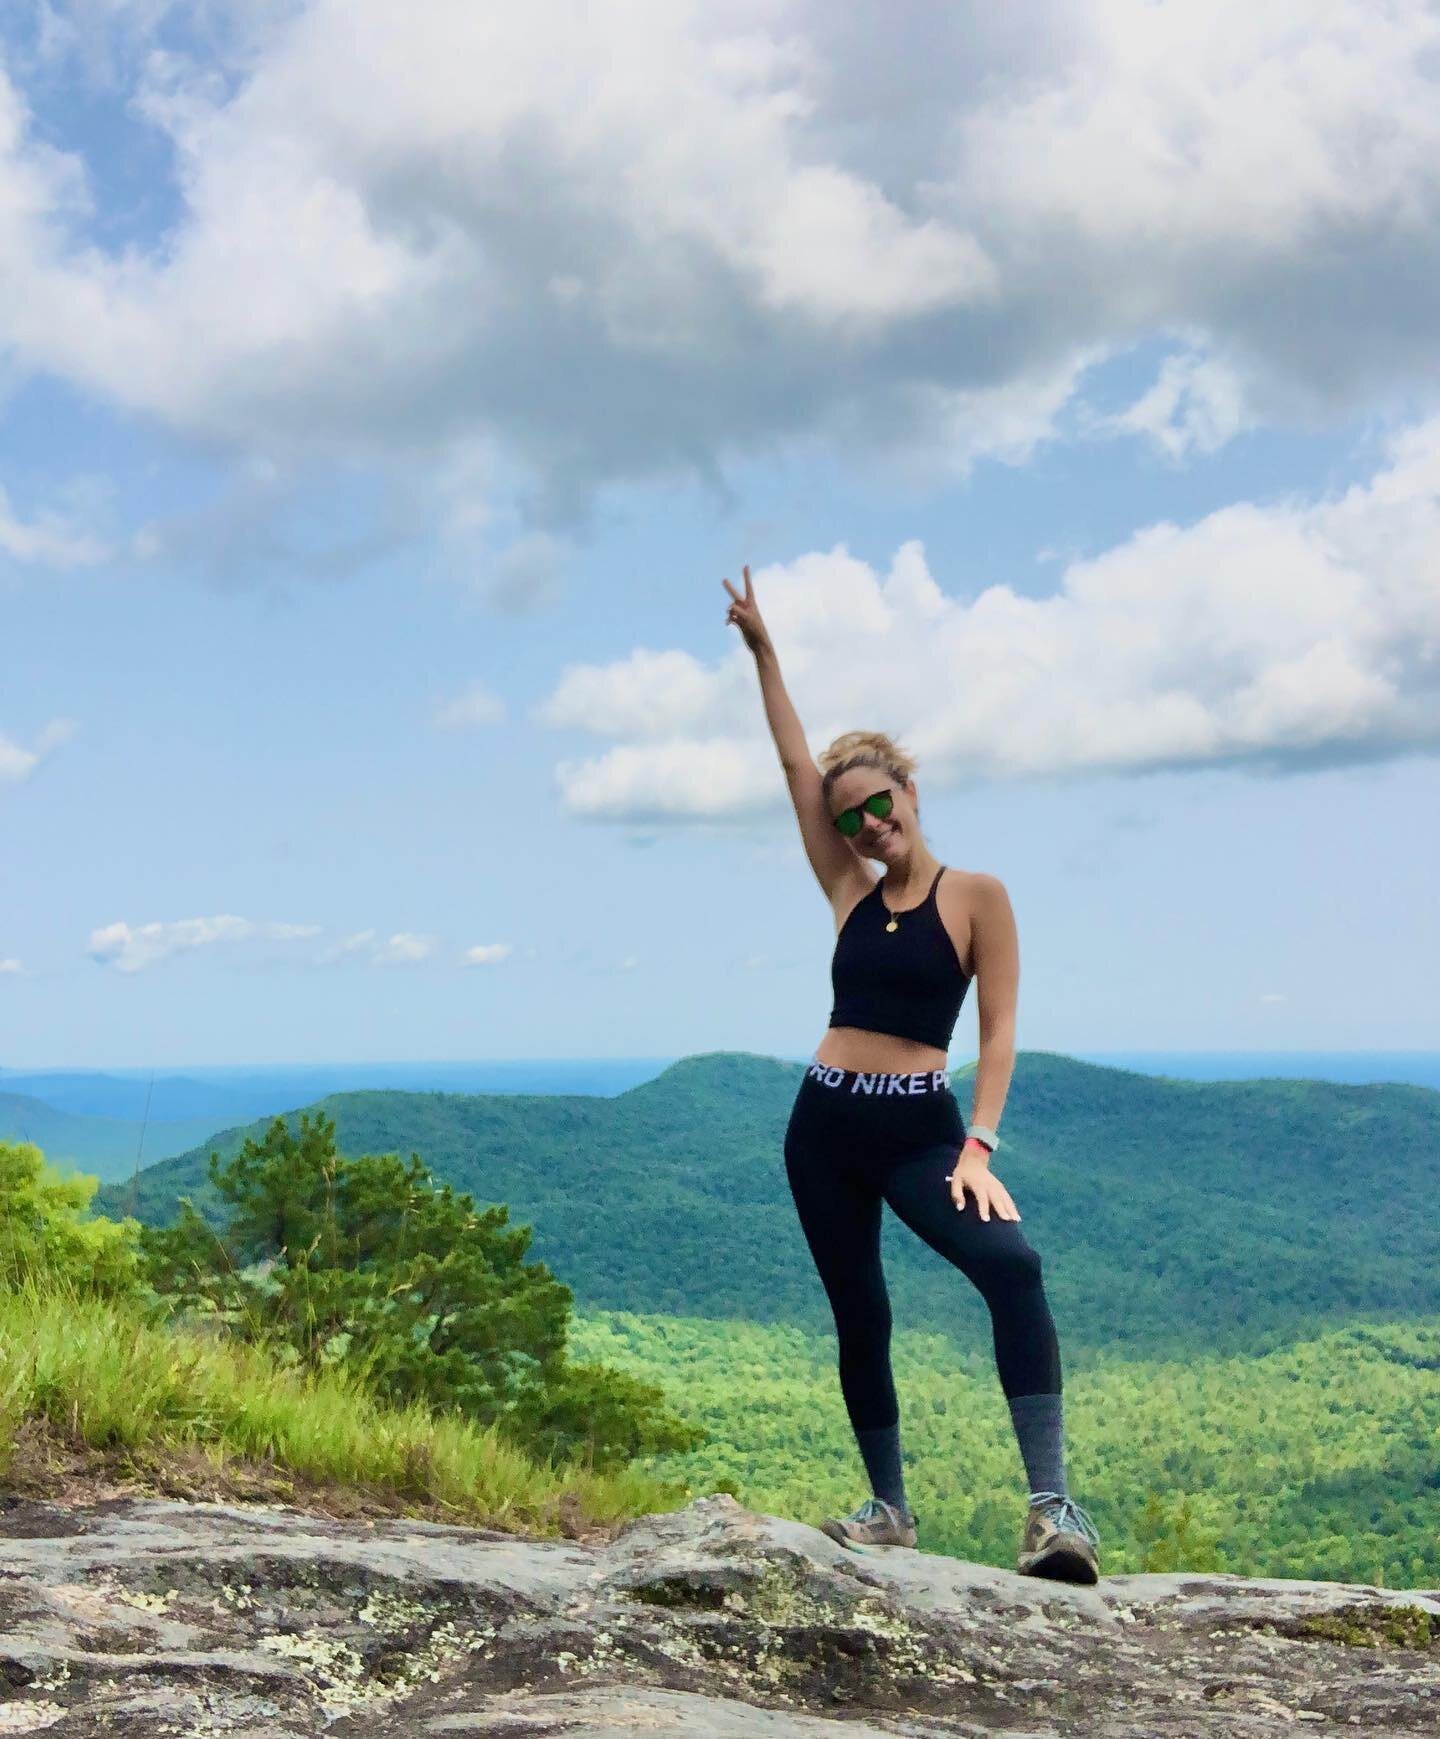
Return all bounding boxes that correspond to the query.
[817,730,917,801]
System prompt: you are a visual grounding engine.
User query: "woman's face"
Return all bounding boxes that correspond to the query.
[827,766,918,867]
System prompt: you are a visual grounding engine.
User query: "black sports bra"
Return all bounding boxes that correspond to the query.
[827,866,970,1051]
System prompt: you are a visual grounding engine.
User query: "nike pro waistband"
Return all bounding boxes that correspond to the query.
[805,1057,951,1096]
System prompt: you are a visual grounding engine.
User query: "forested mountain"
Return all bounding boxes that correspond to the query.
[0,1093,220,1183]
[99,1050,1440,1363]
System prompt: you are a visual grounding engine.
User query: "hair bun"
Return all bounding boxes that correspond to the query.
[818,730,917,795]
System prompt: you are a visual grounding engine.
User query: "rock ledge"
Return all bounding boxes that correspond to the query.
[1,1492,1437,1735]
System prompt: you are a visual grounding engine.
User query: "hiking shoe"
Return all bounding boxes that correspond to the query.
[1016,1492,1101,1584]
[819,1496,918,1549]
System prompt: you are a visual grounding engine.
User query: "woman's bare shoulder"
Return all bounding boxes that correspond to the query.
[943,867,1008,904]
[938,868,1002,975]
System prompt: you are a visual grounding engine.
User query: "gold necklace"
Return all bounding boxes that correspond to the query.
[881,866,939,933]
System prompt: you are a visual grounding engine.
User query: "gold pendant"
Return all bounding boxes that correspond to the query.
[885,920,898,933]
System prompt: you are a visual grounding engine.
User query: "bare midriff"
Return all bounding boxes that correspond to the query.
[813,1027,949,1075]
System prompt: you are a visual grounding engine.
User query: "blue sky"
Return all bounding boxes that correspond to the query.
[2,0,1438,1067]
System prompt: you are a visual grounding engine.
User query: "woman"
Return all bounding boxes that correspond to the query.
[724,563,1100,1584]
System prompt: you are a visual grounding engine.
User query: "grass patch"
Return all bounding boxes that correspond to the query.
[0,1282,692,1539]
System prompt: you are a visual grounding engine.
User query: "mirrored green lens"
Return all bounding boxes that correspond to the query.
[834,789,893,836]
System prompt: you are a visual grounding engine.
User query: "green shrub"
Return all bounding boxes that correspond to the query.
[140,1114,703,1472]
[0,1139,137,1296]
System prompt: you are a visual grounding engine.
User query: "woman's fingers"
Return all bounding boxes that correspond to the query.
[947,1169,1021,1222]
[977,1179,1017,1223]
[723,567,755,602]
[990,1182,1021,1222]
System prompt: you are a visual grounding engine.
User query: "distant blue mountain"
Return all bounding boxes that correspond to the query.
[1076,1051,1440,1092]
[0,1059,678,1129]
[0,1092,223,1183]
[0,1072,262,1124]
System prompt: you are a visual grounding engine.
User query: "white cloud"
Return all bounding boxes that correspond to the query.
[316,928,378,964]
[1090,349,1252,461]
[373,932,434,965]
[542,416,1440,817]
[84,916,486,973]
[434,681,506,729]
[320,930,436,965]
[0,485,108,567]
[0,718,77,784]
[462,942,512,966]
[540,648,746,741]
[0,957,23,975]
[89,915,320,972]
[4,0,1439,537]
[556,738,767,821]
[315,928,437,965]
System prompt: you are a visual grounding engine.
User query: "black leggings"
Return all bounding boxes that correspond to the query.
[784,1061,1061,1433]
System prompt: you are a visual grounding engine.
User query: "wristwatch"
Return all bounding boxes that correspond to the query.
[964,1124,999,1154]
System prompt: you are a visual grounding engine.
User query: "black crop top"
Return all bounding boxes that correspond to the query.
[828,866,970,1051]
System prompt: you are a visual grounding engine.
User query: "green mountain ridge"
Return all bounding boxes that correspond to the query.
[97,1049,1440,1363]
[0,1092,224,1184]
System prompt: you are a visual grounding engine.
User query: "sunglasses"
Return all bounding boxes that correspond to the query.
[831,788,895,838]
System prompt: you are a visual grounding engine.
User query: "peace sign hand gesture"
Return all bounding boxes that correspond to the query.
[722,565,772,658]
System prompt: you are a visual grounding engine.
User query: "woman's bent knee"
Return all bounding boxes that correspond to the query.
[972,1237,1043,1295]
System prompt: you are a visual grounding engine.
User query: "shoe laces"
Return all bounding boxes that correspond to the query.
[847,1497,891,1523]
[849,1497,912,1526]
[1029,1491,1100,1546]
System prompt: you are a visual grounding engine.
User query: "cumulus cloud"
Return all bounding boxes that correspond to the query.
[1088,349,1252,462]
[0,718,76,784]
[318,928,435,965]
[462,942,512,966]
[543,417,1440,817]
[3,0,1440,539]
[434,681,506,729]
[0,485,108,567]
[0,957,23,974]
[373,932,434,965]
[89,915,320,972]
[316,928,379,963]
[91,919,453,971]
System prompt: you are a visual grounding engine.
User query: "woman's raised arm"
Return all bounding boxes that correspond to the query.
[724,566,864,902]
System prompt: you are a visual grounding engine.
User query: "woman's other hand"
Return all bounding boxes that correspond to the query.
[723,565,772,657]
[945,1154,1021,1222]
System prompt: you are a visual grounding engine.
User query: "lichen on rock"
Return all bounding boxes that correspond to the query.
[0,1492,1437,1735]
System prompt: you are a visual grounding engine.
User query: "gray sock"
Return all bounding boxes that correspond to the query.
[855,1422,911,1518]
[1007,1392,1067,1501]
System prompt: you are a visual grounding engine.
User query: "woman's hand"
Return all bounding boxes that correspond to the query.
[723,565,772,657]
[945,1152,1021,1222]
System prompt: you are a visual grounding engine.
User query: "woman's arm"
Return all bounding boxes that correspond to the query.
[967,874,1019,1147]
[945,874,1023,1222]
[725,568,867,902]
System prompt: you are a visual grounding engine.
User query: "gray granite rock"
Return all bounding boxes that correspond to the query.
[0,1491,1435,1735]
